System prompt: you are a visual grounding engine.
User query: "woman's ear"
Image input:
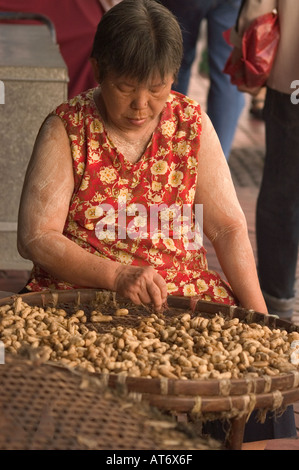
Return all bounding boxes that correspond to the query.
[89,57,100,83]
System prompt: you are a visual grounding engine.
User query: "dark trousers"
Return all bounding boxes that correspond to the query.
[256,87,299,319]
[203,407,297,443]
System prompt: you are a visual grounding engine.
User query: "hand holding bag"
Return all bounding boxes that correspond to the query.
[223,9,280,90]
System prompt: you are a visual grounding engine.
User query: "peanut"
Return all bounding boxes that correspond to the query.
[0,297,297,381]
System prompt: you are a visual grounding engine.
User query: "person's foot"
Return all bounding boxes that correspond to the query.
[249,97,265,120]
[249,88,266,120]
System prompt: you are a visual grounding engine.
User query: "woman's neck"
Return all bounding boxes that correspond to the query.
[93,88,159,163]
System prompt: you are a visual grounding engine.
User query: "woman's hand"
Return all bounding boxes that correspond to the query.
[114,265,168,311]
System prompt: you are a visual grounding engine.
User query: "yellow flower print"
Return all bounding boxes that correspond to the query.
[72,143,81,162]
[77,162,85,175]
[176,131,186,139]
[69,95,81,106]
[184,104,196,119]
[163,238,176,251]
[150,256,164,266]
[161,120,176,137]
[66,221,77,233]
[115,241,128,250]
[183,283,196,296]
[167,282,178,294]
[168,170,183,187]
[90,139,99,151]
[93,193,107,203]
[196,279,208,293]
[189,122,200,141]
[90,119,104,134]
[84,223,94,230]
[99,230,116,242]
[99,166,117,184]
[156,147,168,158]
[89,152,101,164]
[151,231,163,245]
[80,176,90,191]
[204,295,212,302]
[85,206,103,219]
[166,271,177,281]
[151,160,168,175]
[187,156,197,168]
[152,181,162,192]
[118,252,133,264]
[150,194,163,204]
[213,285,228,299]
[118,188,130,203]
[166,94,174,104]
[174,141,191,156]
[101,210,116,226]
[133,215,147,228]
[185,187,195,204]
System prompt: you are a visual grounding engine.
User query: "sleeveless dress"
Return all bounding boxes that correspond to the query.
[26,88,237,306]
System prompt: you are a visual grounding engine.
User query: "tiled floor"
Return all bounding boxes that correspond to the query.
[1,38,299,450]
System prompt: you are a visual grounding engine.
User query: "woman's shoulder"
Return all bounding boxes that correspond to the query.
[166,91,201,119]
[168,90,201,108]
[54,88,97,117]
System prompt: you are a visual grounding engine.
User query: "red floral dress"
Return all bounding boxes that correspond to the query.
[26,88,237,306]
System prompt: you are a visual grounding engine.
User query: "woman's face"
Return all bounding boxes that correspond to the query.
[97,70,174,133]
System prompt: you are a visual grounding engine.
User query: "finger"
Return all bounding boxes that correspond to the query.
[154,274,168,303]
[127,290,142,306]
[147,279,164,312]
[124,276,152,306]
[133,275,152,304]
[137,287,152,305]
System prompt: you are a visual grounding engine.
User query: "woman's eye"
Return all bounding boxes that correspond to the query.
[118,85,135,93]
[150,84,165,95]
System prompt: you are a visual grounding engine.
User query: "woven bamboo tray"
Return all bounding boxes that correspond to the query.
[1,289,299,449]
[0,354,222,450]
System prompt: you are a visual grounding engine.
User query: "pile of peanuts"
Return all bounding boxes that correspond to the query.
[0,296,299,380]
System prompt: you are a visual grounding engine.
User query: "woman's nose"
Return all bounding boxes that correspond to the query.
[131,91,149,109]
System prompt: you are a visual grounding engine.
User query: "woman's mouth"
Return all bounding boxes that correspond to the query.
[127,117,147,126]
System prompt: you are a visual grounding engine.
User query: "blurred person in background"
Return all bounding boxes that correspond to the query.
[223,0,299,445]
[158,0,245,159]
[231,0,299,324]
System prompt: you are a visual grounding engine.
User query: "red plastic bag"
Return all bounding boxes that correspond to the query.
[223,9,280,89]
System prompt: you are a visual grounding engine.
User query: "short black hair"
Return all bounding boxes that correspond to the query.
[91,0,183,83]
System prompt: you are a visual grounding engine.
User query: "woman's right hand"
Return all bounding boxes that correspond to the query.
[113,265,168,312]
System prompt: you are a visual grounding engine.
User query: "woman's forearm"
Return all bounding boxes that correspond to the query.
[19,229,168,310]
[212,226,268,314]
[19,230,121,290]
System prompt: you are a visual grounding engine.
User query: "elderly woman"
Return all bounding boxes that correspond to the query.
[17,0,267,315]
